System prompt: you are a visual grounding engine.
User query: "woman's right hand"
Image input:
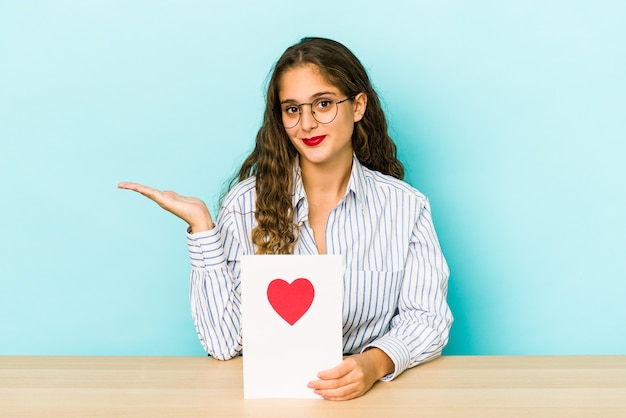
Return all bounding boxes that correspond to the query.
[118,182,215,233]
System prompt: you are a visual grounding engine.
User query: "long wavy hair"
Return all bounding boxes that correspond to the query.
[235,37,404,254]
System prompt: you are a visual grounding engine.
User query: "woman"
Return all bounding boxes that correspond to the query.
[119,37,452,400]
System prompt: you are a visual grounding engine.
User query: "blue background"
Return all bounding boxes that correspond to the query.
[1,1,624,356]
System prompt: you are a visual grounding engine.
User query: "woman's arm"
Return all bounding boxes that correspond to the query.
[187,208,245,359]
[118,182,244,359]
[366,197,453,380]
[308,197,452,400]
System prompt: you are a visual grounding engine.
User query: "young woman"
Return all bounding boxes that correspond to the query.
[119,37,452,401]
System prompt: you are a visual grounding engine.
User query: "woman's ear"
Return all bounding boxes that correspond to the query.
[353,92,368,122]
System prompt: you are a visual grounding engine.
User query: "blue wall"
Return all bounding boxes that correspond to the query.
[1,1,624,356]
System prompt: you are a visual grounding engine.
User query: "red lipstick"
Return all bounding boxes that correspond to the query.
[302,135,326,147]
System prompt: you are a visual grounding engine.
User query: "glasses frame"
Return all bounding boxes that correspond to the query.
[277,95,356,129]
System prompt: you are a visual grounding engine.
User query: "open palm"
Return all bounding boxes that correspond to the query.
[118,182,214,233]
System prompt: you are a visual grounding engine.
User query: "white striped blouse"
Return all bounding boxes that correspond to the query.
[187,155,453,381]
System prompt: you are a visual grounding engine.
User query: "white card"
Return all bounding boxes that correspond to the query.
[240,254,344,399]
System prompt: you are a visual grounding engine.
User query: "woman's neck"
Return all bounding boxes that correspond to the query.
[300,154,353,201]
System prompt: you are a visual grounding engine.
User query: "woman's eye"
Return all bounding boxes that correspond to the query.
[284,106,299,114]
[316,100,333,110]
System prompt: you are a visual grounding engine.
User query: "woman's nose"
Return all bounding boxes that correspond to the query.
[299,104,318,130]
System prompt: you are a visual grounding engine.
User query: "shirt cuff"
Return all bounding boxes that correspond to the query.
[361,335,411,381]
[186,227,227,270]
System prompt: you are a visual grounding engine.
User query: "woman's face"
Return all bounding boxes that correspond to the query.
[278,64,366,170]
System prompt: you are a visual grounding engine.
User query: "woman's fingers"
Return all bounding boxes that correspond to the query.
[118,182,163,202]
[118,182,184,208]
[118,182,214,232]
[307,351,392,401]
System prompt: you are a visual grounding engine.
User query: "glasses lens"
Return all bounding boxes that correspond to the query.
[281,104,300,128]
[311,99,338,124]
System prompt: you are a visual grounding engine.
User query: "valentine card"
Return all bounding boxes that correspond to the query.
[240,255,344,399]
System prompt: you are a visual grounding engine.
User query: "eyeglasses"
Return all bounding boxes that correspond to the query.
[278,95,355,129]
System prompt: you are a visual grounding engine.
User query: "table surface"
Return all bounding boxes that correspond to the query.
[1,355,625,417]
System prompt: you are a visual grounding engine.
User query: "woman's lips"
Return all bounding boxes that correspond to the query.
[302,135,326,147]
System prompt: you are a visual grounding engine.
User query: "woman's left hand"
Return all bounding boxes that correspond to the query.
[307,348,394,401]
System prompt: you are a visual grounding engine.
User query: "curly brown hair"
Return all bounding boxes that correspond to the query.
[235,37,404,254]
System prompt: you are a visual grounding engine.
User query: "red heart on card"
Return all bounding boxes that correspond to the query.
[266,278,315,326]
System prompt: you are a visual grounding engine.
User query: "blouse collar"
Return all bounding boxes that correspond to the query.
[291,154,368,223]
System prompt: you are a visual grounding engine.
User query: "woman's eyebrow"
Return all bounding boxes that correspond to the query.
[280,91,338,104]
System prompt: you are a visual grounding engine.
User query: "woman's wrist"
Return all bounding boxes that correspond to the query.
[189,218,215,234]
[362,347,395,380]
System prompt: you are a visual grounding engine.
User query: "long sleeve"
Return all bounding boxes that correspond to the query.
[362,197,452,381]
[187,179,257,360]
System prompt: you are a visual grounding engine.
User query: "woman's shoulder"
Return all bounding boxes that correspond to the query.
[360,165,428,204]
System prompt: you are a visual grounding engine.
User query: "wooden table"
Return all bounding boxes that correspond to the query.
[1,355,625,417]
